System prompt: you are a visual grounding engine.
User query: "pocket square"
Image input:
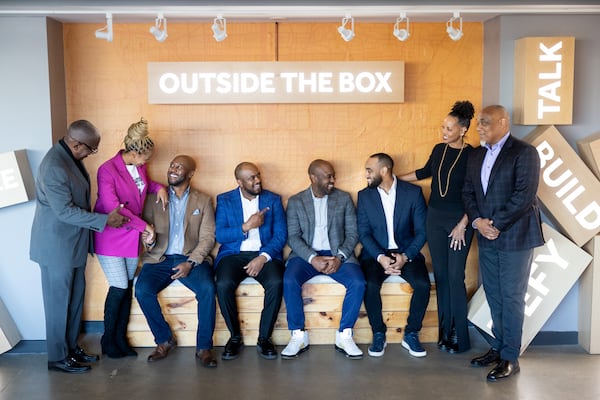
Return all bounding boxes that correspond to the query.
[192,209,201,215]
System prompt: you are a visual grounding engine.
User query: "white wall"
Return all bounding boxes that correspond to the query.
[483,14,600,331]
[0,16,54,339]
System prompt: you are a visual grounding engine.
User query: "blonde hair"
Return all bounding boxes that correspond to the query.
[124,117,154,154]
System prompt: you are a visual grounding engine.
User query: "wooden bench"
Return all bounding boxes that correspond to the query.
[127,275,437,347]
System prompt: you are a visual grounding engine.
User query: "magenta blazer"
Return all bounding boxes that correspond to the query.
[93,151,164,257]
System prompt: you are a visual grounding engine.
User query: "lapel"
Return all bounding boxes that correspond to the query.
[114,152,143,210]
[301,188,316,242]
[326,190,338,229]
[232,189,245,226]
[392,182,403,234]
[57,143,90,202]
[182,189,195,236]
[487,135,514,193]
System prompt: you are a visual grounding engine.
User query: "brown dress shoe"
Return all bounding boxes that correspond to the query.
[147,338,177,362]
[196,349,217,368]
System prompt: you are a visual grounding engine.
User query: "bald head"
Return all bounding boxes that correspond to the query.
[477,105,511,146]
[167,155,196,188]
[67,120,100,149]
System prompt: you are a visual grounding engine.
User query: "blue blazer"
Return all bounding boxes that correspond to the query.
[462,135,544,251]
[214,188,287,267]
[357,179,427,262]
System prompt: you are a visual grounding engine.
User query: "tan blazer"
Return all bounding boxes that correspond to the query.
[142,187,215,266]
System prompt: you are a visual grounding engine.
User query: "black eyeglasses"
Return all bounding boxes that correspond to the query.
[80,142,98,154]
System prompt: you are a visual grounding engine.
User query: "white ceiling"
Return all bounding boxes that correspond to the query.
[1,1,600,23]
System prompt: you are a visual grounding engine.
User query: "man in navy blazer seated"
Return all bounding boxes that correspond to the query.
[214,162,287,360]
[357,153,431,358]
[282,159,365,359]
[463,105,544,381]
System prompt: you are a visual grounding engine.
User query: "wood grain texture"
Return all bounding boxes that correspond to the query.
[61,21,483,330]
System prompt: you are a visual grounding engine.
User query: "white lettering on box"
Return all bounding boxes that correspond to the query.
[536,140,600,230]
[537,41,563,119]
[0,168,19,191]
[525,238,568,316]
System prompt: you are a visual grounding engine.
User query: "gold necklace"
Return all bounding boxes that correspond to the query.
[437,143,464,198]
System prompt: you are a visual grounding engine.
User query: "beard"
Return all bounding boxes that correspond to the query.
[368,174,382,188]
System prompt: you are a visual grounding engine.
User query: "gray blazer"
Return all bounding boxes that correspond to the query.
[286,187,359,264]
[30,141,108,268]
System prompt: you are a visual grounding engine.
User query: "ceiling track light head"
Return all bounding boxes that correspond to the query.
[212,14,228,42]
[95,12,113,42]
[337,13,355,42]
[446,11,463,41]
[150,12,168,42]
[393,12,410,42]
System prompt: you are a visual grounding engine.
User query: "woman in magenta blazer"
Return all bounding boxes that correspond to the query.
[93,118,167,358]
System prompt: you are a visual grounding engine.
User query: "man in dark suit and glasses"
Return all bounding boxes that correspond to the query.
[462,105,544,381]
[30,120,128,373]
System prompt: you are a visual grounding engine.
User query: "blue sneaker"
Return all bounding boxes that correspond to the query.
[402,331,427,357]
[368,331,387,357]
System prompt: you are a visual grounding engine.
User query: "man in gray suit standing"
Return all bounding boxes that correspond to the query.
[30,120,128,373]
[282,159,365,359]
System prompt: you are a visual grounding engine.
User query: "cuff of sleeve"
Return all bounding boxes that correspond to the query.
[260,252,272,262]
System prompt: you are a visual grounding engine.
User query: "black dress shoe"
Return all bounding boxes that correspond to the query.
[222,336,244,360]
[70,346,100,363]
[487,360,520,381]
[48,356,91,373]
[470,348,501,367]
[257,337,277,360]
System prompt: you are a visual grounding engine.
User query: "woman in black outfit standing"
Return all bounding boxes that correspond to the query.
[400,100,475,353]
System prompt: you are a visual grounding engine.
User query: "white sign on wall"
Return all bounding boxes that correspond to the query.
[0,150,35,208]
[148,61,405,104]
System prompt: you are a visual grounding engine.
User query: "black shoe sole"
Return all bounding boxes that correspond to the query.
[256,345,278,360]
[221,344,244,360]
[48,365,91,374]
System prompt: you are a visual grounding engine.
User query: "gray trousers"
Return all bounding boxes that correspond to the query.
[39,263,86,362]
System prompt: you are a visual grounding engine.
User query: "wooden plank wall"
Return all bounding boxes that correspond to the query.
[61,21,483,337]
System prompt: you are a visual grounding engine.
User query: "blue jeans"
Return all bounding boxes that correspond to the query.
[135,255,216,350]
[284,251,365,331]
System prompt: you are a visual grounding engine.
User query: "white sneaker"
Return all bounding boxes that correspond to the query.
[281,329,309,359]
[335,328,363,359]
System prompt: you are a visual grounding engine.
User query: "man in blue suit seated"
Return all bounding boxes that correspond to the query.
[357,153,431,358]
[214,162,287,360]
[282,159,365,360]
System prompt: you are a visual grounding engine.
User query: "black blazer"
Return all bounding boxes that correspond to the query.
[462,135,544,251]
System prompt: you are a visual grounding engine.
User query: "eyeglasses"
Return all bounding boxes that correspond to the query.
[80,141,98,154]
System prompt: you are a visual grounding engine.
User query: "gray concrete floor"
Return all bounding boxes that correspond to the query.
[1,328,599,400]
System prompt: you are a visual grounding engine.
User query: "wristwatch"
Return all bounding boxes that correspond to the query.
[188,260,199,269]
[336,253,347,263]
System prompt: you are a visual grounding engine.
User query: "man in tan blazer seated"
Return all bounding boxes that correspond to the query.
[136,155,218,367]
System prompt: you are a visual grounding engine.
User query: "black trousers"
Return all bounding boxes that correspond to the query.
[426,207,474,352]
[361,253,431,334]
[215,252,284,339]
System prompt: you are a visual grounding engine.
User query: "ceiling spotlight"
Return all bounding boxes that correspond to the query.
[95,13,113,42]
[446,11,463,41]
[393,12,410,42]
[150,13,168,42]
[212,15,227,42]
[337,14,355,42]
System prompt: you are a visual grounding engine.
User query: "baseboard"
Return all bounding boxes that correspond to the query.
[3,327,579,355]
[530,331,578,345]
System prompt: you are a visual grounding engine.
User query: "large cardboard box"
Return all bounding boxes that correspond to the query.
[513,37,574,125]
[577,131,600,180]
[467,223,592,354]
[0,150,35,209]
[579,235,600,354]
[0,297,21,354]
[524,125,600,247]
